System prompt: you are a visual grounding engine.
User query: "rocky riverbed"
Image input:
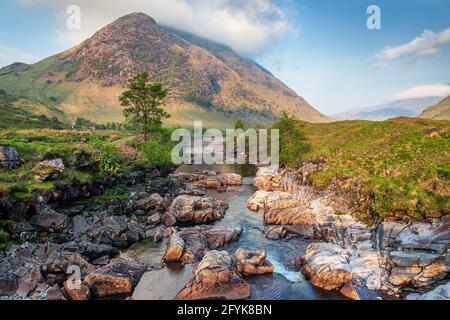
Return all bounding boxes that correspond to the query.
[0,163,447,300]
[248,164,450,299]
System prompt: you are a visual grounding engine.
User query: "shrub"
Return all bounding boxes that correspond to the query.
[273,112,310,167]
[89,136,123,177]
[139,128,176,169]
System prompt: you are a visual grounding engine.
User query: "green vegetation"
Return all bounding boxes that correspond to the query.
[120,72,169,141]
[235,118,245,130]
[276,117,450,223]
[138,127,177,170]
[185,94,215,110]
[0,94,68,129]
[0,220,14,250]
[89,136,123,177]
[65,57,84,79]
[273,113,310,167]
[0,129,133,202]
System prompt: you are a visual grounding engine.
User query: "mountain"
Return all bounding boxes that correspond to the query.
[0,13,329,128]
[420,96,450,120]
[334,97,441,121]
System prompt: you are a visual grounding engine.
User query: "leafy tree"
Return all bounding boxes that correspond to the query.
[119,72,169,141]
[273,112,310,167]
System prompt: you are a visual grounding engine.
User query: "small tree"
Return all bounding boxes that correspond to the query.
[119,72,169,141]
[273,112,310,167]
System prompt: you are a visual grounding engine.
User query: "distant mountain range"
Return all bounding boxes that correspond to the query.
[0,12,330,128]
[334,97,442,121]
[420,96,450,120]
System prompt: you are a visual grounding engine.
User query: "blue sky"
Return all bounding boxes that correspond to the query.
[0,0,449,115]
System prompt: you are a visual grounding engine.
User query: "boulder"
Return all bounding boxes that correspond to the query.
[389,251,441,268]
[247,191,269,211]
[170,172,242,191]
[166,195,228,225]
[16,265,44,298]
[78,243,119,261]
[30,206,68,232]
[264,192,295,209]
[0,274,18,296]
[264,203,313,226]
[253,166,279,191]
[164,226,242,264]
[300,243,353,291]
[406,282,450,300]
[83,259,146,298]
[85,214,145,248]
[0,146,20,169]
[45,251,94,276]
[221,173,242,187]
[235,249,273,275]
[33,158,65,181]
[120,193,165,215]
[202,226,241,249]
[264,225,287,240]
[176,251,250,300]
[44,285,67,300]
[64,281,91,300]
[380,217,450,290]
[162,232,185,263]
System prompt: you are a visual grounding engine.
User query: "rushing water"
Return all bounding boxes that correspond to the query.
[125,164,351,300]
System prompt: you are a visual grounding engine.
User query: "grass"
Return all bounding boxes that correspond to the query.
[278,117,450,223]
[0,125,178,207]
[0,128,133,202]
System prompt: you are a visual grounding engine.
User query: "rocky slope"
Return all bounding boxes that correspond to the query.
[249,165,450,298]
[0,13,329,127]
[420,96,450,120]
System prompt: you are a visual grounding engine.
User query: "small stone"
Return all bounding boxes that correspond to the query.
[45,285,67,300]
[340,283,361,300]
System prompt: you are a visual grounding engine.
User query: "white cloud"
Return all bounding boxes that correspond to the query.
[377,28,450,61]
[0,46,37,66]
[18,0,294,57]
[391,83,450,101]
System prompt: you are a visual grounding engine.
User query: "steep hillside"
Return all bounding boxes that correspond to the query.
[420,96,450,120]
[0,13,329,128]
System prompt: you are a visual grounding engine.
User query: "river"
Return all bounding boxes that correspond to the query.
[123,164,378,300]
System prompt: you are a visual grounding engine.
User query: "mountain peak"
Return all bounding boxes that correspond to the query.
[112,12,157,26]
[0,12,330,125]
